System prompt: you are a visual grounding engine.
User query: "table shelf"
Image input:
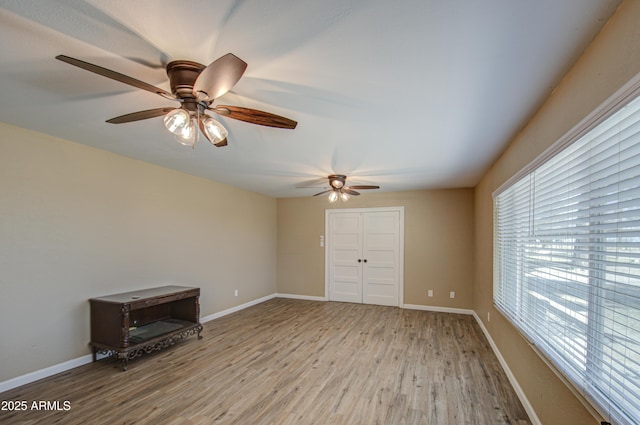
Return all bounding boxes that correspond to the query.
[90,286,203,370]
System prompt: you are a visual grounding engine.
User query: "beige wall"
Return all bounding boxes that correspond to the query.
[0,123,277,382]
[277,189,474,308]
[474,1,640,424]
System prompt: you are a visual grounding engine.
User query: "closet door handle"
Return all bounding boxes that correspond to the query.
[358,259,362,263]
[363,259,368,263]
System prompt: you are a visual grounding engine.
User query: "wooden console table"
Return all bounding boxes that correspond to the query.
[89,285,203,370]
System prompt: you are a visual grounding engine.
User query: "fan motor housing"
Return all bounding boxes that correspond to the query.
[329,174,347,189]
[166,60,205,99]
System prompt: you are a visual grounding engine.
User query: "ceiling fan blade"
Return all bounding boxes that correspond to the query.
[193,53,247,101]
[56,55,175,100]
[313,190,332,197]
[214,105,297,129]
[343,189,360,196]
[106,107,174,124]
[346,185,380,190]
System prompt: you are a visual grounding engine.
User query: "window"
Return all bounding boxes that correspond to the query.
[494,84,640,425]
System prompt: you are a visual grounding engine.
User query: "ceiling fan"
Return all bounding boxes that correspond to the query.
[311,174,380,203]
[55,53,297,148]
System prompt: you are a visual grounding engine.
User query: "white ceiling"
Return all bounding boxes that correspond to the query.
[0,0,622,198]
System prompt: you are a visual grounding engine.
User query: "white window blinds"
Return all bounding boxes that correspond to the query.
[494,92,640,425]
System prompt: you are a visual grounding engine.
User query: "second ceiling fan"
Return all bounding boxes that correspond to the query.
[56,53,297,147]
[313,174,380,203]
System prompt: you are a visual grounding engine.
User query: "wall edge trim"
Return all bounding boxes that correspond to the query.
[0,293,279,393]
[403,303,474,315]
[472,311,542,425]
[275,293,328,302]
[200,293,277,323]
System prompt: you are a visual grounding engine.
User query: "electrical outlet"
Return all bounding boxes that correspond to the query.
[450,291,455,299]
[234,289,238,297]
[487,311,491,322]
[428,290,433,297]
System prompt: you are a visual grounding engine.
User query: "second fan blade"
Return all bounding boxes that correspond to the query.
[194,53,247,101]
[346,185,380,190]
[214,106,297,129]
[106,107,175,124]
[56,55,175,100]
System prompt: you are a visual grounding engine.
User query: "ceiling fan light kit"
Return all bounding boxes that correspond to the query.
[55,54,297,149]
[163,108,195,146]
[162,107,228,148]
[200,115,228,145]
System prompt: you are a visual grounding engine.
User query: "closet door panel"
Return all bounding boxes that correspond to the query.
[328,213,362,303]
[362,211,400,306]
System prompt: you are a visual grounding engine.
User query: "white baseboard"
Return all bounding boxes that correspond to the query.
[472,312,541,425]
[404,303,474,315]
[200,293,277,323]
[0,354,93,394]
[275,293,327,302]
[0,293,279,394]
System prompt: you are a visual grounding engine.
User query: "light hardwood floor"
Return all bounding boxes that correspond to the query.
[0,299,530,424]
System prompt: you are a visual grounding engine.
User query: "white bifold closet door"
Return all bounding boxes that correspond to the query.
[327,208,403,306]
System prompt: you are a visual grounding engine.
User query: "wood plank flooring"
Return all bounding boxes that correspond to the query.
[0,299,530,424]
